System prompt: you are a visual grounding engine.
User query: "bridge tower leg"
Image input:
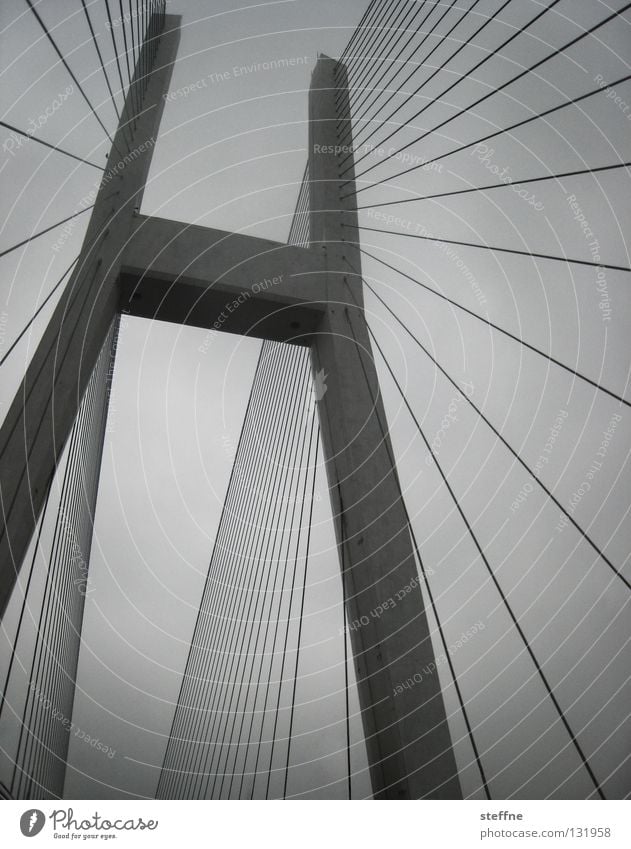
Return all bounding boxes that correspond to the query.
[0,10,180,799]
[308,56,462,799]
[0,13,180,617]
[0,16,462,800]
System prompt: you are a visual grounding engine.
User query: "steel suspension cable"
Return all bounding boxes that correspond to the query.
[0,121,105,170]
[215,356,307,795]
[201,344,304,799]
[104,0,129,115]
[25,322,113,797]
[240,356,312,799]
[26,358,99,797]
[169,344,302,799]
[0,471,55,726]
[41,328,114,794]
[192,345,303,799]
[339,0,462,145]
[0,221,116,545]
[0,256,79,370]
[342,0,514,161]
[341,270,489,797]
[0,207,94,261]
[128,1,140,122]
[156,343,272,798]
[243,364,313,798]
[363,315,607,799]
[339,0,467,144]
[161,344,281,798]
[131,0,149,119]
[347,0,563,175]
[129,0,138,66]
[204,346,310,799]
[282,434,320,799]
[201,346,308,799]
[348,259,630,592]
[117,1,135,103]
[356,162,631,211]
[357,245,631,407]
[341,0,402,83]
[167,346,285,799]
[337,0,382,66]
[346,3,631,186]
[344,222,631,273]
[341,72,631,199]
[215,352,312,798]
[337,0,431,122]
[264,410,319,799]
[24,0,121,154]
[80,0,121,124]
[288,163,310,246]
[12,370,90,797]
[341,538,352,799]
[231,352,314,798]
[137,0,147,101]
[338,0,418,112]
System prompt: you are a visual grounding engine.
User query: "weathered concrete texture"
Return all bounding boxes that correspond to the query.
[309,56,461,799]
[0,16,181,616]
[120,214,327,343]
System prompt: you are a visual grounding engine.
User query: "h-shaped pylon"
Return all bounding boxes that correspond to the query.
[0,16,461,799]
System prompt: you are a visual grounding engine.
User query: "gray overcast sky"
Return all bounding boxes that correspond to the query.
[1,0,630,800]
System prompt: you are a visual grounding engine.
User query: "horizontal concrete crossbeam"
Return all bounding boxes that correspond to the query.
[120,214,327,342]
